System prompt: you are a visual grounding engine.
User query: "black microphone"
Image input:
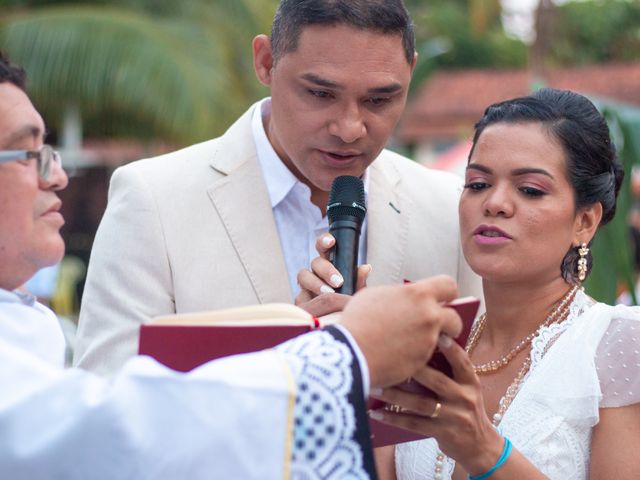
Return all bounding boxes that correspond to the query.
[327,176,367,295]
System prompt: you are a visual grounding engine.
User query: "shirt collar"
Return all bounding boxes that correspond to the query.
[0,288,36,306]
[252,98,370,210]
[252,98,298,208]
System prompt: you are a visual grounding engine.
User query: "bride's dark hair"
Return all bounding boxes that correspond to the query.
[470,88,624,284]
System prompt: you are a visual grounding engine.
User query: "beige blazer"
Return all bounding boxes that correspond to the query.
[74,103,482,377]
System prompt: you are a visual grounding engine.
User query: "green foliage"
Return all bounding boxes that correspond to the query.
[585,104,640,304]
[0,0,278,144]
[406,0,526,90]
[552,0,640,65]
[0,0,531,140]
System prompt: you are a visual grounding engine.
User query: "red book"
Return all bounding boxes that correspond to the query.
[367,296,480,446]
[139,299,479,447]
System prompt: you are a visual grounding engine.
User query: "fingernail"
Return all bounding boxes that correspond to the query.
[321,235,334,248]
[365,264,373,274]
[330,274,344,287]
[438,334,453,349]
[369,410,384,421]
[370,387,383,396]
[320,284,335,294]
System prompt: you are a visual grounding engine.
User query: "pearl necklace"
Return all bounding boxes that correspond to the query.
[466,286,578,374]
[489,290,575,425]
[433,287,578,480]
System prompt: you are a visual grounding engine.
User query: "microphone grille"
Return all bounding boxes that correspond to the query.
[327,176,366,222]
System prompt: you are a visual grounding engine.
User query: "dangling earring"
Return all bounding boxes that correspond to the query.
[577,243,589,282]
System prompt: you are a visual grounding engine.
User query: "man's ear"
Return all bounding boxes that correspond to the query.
[411,51,418,73]
[573,202,604,246]
[253,34,274,87]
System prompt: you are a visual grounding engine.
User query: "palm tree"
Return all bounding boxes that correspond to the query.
[0,0,277,145]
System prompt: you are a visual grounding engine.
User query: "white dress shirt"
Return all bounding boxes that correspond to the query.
[252,98,368,298]
[0,289,65,365]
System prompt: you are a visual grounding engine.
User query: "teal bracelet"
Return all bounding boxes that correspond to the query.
[468,436,513,480]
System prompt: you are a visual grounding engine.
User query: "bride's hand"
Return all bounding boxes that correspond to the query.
[295,233,371,317]
[369,336,504,477]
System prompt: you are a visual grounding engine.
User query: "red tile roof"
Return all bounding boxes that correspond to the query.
[398,62,640,142]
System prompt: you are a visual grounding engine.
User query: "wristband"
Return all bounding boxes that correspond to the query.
[468,436,512,480]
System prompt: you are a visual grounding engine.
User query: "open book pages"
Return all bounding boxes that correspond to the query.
[151,302,340,327]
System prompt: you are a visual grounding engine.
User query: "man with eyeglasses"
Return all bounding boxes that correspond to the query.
[0,144,61,179]
[0,51,462,478]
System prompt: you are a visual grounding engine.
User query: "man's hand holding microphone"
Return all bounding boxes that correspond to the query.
[297,175,464,388]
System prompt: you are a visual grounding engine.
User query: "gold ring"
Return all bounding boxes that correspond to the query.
[430,401,442,419]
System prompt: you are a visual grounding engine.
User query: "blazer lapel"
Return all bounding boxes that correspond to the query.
[206,105,292,303]
[366,156,412,286]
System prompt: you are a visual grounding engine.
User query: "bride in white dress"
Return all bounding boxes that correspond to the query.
[298,88,640,479]
[371,88,640,480]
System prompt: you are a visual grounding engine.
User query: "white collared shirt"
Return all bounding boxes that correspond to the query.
[252,98,369,298]
[0,288,65,366]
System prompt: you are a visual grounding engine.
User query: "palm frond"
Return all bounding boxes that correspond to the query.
[1,6,232,142]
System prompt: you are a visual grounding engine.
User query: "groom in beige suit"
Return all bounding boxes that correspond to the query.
[74,0,482,377]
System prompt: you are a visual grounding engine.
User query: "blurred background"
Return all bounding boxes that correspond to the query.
[1,0,639,334]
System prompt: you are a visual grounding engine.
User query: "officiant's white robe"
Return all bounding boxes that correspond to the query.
[0,288,373,479]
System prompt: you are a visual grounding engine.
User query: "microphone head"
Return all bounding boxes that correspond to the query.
[327,175,366,223]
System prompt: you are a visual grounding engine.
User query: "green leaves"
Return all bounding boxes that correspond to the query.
[586,104,640,304]
[0,1,277,144]
[553,0,640,65]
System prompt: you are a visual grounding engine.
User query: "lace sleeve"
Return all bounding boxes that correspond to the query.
[596,311,640,408]
[276,330,372,478]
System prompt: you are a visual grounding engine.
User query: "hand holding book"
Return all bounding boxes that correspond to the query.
[366,295,479,446]
[389,295,479,396]
[139,285,479,447]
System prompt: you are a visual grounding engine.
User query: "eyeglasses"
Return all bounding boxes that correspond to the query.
[0,145,62,181]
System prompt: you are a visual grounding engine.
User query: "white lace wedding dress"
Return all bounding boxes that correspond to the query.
[395,289,640,480]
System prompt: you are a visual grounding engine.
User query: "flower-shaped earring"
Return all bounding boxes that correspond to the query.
[577,243,589,282]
